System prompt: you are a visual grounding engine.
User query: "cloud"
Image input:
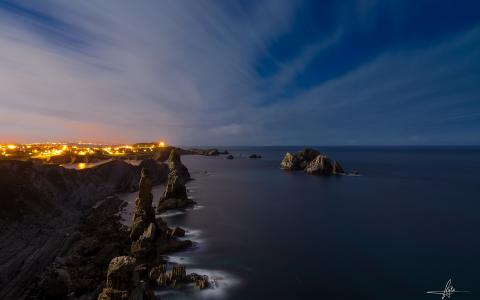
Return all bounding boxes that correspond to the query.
[0,1,479,145]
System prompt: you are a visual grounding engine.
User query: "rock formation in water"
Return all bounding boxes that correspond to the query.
[304,155,333,175]
[148,264,209,290]
[226,154,234,160]
[332,160,344,174]
[280,152,300,170]
[249,154,262,159]
[188,148,220,156]
[97,170,206,299]
[156,168,195,213]
[167,149,190,181]
[280,148,350,176]
[130,168,156,241]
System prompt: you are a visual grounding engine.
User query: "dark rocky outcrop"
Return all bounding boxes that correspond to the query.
[150,264,209,290]
[188,148,220,156]
[167,149,190,181]
[156,168,194,213]
[97,169,205,299]
[0,159,168,300]
[332,160,344,175]
[280,152,300,170]
[304,155,333,175]
[249,154,262,159]
[225,154,234,160]
[280,148,349,176]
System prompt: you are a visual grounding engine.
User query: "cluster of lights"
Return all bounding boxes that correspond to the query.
[0,141,168,159]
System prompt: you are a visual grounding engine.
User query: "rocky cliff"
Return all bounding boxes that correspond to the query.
[0,159,168,300]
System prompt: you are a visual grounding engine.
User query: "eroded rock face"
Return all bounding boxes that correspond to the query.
[297,148,321,162]
[130,169,155,241]
[332,160,344,174]
[280,152,300,170]
[167,149,190,181]
[151,264,209,290]
[304,155,333,175]
[97,256,138,299]
[280,148,348,176]
[157,169,194,213]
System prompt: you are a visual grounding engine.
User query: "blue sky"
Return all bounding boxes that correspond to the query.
[0,0,479,145]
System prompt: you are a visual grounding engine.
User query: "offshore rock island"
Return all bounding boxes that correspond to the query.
[280,148,349,175]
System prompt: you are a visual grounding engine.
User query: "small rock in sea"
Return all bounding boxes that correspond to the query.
[226,154,234,160]
[280,148,351,176]
[249,154,261,159]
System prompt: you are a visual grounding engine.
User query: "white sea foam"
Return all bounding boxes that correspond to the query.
[154,269,241,299]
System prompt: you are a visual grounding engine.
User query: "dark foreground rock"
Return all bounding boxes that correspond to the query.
[280,148,349,176]
[0,159,168,300]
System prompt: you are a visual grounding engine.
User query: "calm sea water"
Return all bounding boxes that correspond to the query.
[127,146,480,299]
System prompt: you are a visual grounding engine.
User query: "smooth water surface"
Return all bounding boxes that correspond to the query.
[131,146,480,299]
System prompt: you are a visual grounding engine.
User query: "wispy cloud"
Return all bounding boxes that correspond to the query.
[0,1,479,145]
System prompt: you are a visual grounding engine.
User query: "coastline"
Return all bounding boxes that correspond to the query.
[0,148,229,300]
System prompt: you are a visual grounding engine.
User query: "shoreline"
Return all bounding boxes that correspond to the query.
[0,148,230,300]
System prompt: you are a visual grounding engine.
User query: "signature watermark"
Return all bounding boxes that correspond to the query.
[427,279,470,299]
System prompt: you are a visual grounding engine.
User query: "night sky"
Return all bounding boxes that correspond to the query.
[1,0,479,145]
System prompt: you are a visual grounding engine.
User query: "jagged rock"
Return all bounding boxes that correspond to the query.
[142,223,156,241]
[305,155,333,175]
[280,148,349,176]
[97,255,139,300]
[170,227,185,238]
[332,160,344,174]
[297,148,321,162]
[163,169,187,200]
[148,265,166,282]
[130,169,155,241]
[157,169,194,212]
[280,152,300,170]
[225,154,234,160]
[249,154,261,159]
[167,149,190,181]
[189,273,209,289]
[152,265,208,290]
[105,256,138,290]
[131,223,156,259]
[97,288,128,300]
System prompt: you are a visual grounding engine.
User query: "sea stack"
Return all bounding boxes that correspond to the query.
[167,149,190,181]
[157,149,195,212]
[280,148,348,176]
[130,168,156,241]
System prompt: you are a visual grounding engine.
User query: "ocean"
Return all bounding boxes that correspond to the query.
[122,146,480,299]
